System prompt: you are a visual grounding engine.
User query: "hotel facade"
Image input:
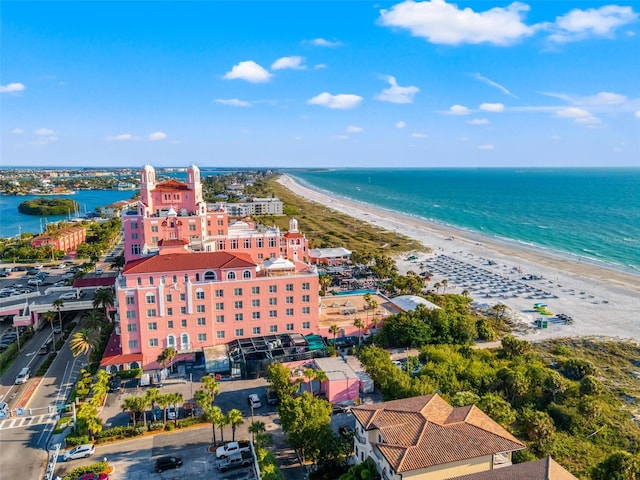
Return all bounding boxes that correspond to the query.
[114,164,319,371]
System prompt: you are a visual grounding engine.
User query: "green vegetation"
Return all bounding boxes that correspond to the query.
[17,197,79,216]
[61,460,109,480]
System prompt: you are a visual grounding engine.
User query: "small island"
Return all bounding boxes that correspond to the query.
[18,197,80,216]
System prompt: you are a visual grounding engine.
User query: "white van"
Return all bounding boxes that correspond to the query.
[15,367,31,384]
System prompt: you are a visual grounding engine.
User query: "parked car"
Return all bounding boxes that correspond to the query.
[63,443,95,461]
[53,325,62,334]
[248,393,262,409]
[216,451,252,472]
[267,389,278,405]
[38,341,52,355]
[154,455,183,472]
[167,403,177,420]
[59,291,78,300]
[95,268,103,275]
[109,376,122,393]
[15,367,31,384]
[27,278,43,286]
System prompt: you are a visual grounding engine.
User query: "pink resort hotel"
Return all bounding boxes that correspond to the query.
[108,164,322,373]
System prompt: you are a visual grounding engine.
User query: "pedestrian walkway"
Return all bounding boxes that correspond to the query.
[0,412,58,431]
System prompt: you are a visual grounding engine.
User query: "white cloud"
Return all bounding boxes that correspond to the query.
[375,76,420,104]
[148,131,167,141]
[307,92,363,109]
[556,107,599,124]
[35,128,55,136]
[108,134,134,141]
[215,98,253,107]
[314,64,327,70]
[577,91,627,105]
[310,38,342,47]
[11,128,24,134]
[271,56,306,71]
[411,132,428,138]
[447,105,471,115]
[223,61,272,83]
[347,125,363,133]
[470,73,517,98]
[395,121,406,129]
[468,118,490,125]
[379,0,535,46]
[479,102,505,112]
[0,82,26,93]
[635,111,640,119]
[548,5,638,43]
[478,144,495,150]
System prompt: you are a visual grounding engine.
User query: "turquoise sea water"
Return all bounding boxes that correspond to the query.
[289,169,640,275]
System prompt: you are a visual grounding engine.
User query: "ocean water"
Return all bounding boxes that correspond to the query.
[289,168,640,275]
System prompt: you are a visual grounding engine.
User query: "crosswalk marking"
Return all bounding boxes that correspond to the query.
[0,413,58,431]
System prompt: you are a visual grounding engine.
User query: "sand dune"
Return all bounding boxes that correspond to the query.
[278,174,640,342]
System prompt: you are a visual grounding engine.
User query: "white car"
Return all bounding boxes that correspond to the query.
[59,291,77,300]
[63,443,95,461]
[167,403,176,420]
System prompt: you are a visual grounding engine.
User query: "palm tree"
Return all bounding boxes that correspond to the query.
[144,388,160,422]
[93,287,115,321]
[328,324,340,349]
[441,279,449,294]
[315,369,328,397]
[110,253,125,273]
[353,317,365,346]
[218,410,230,444]
[226,409,244,442]
[204,405,224,445]
[201,375,220,404]
[52,298,64,334]
[157,347,177,373]
[168,392,183,425]
[462,289,470,298]
[82,309,104,333]
[433,282,441,294]
[319,273,332,295]
[303,367,317,395]
[156,393,172,424]
[43,310,57,341]
[121,396,142,427]
[69,329,97,358]
[248,420,266,444]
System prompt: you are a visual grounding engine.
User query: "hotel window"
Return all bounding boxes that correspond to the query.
[126,296,135,305]
[151,236,158,244]
[149,338,158,347]
[286,296,294,304]
[243,239,251,248]
[286,323,294,331]
[269,238,276,247]
[286,284,294,292]
[215,289,224,297]
[235,328,244,337]
[197,317,206,326]
[196,290,205,300]
[216,302,224,310]
[216,331,225,339]
[256,238,263,248]
[234,287,243,296]
[243,270,251,279]
[217,240,226,250]
[302,295,310,303]
[127,323,137,332]
[126,310,136,319]
[204,271,216,281]
[149,276,154,285]
[167,335,176,348]
[166,294,172,303]
[216,315,225,323]
[253,327,261,335]
[137,277,142,286]
[131,233,139,239]
[189,224,196,231]
[257,253,264,259]
[167,307,173,316]
[251,286,260,295]
[132,244,141,255]
[197,333,207,342]
[235,313,244,321]
[167,320,174,328]
[181,319,187,327]
[230,239,238,249]
[195,273,200,282]
[252,299,260,307]
[302,282,310,291]
[173,275,178,283]
[269,298,277,306]
[234,301,243,309]
[286,308,294,316]
[302,307,310,314]
[131,222,138,230]
[151,225,158,232]
[180,293,186,301]
[128,340,138,349]
[180,306,187,315]
[302,321,310,329]
[196,305,206,313]
[227,271,236,280]
[217,219,224,226]
[269,325,278,333]
[269,310,277,318]
[217,230,224,235]
[147,309,157,317]
[146,294,156,304]
[269,285,277,293]
[252,312,260,320]
[148,322,157,330]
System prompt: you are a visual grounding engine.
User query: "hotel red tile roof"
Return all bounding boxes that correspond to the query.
[153,179,190,191]
[351,394,525,474]
[123,251,257,274]
[446,457,577,480]
[73,277,116,288]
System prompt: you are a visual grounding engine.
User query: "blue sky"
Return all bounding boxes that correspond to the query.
[2,1,639,168]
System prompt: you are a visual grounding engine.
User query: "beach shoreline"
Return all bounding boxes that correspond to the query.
[278,174,640,342]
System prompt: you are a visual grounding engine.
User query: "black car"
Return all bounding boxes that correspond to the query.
[155,455,183,472]
[109,376,122,393]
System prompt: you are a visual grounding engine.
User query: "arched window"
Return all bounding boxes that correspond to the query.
[184,274,189,283]
[130,362,140,370]
[167,335,176,349]
[195,273,200,282]
[227,271,236,280]
[180,333,190,350]
[137,277,142,286]
[149,276,154,285]
[172,275,177,283]
[204,270,216,281]
[243,270,252,279]
[161,276,166,285]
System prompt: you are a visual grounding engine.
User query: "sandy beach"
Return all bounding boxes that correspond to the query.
[278,175,640,342]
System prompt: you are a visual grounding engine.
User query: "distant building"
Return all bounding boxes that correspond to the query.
[103,199,139,218]
[309,247,352,265]
[31,225,87,253]
[224,197,284,217]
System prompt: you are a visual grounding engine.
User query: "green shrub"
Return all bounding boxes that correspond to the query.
[0,343,19,373]
[165,423,175,431]
[62,461,108,480]
[177,417,202,428]
[95,425,142,442]
[115,368,141,379]
[65,433,90,446]
[148,421,165,431]
[36,351,57,376]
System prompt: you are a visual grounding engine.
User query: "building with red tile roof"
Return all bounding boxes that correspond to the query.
[351,394,526,480]
[31,225,87,253]
[447,456,577,480]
